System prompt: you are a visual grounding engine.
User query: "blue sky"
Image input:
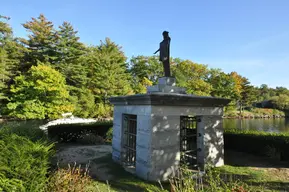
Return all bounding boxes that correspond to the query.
[1,0,289,88]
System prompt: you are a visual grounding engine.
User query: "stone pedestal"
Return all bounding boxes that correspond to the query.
[109,77,230,181]
[147,77,186,94]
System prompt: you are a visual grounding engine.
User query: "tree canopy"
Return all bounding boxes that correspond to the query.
[0,13,288,119]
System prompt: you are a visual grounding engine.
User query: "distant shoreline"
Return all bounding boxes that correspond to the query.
[223,115,286,119]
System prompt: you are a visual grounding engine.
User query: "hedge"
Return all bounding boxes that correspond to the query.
[47,121,113,142]
[224,129,289,161]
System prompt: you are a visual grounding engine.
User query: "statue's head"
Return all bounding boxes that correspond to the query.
[162,31,169,39]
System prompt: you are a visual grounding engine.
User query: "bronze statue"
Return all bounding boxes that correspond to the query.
[154,31,171,77]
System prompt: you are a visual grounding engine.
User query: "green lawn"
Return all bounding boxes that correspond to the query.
[217,165,289,191]
[90,154,289,192]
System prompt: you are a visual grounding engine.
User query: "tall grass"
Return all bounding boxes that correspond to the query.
[168,167,255,192]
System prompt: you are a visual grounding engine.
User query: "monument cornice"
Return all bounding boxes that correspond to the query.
[109,92,231,107]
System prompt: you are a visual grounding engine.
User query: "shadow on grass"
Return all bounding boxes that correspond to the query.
[225,150,289,168]
[92,154,169,192]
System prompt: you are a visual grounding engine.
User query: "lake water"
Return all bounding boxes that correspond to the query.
[223,118,289,133]
[1,119,289,133]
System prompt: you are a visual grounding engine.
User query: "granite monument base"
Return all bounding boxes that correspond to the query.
[109,93,230,181]
[147,77,186,94]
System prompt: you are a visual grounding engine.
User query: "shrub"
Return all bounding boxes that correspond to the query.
[224,110,239,118]
[48,121,113,142]
[106,127,113,141]
[0,172,25,192]
[95,103,113,118]
[0,132,54,191]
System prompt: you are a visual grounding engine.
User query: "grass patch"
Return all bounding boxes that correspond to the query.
[218,165,289,191]
[217,165,268,182]
[225,128,289,137]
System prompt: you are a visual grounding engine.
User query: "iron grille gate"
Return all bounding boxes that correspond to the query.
[180,116,199,169]
[123,114,137,167]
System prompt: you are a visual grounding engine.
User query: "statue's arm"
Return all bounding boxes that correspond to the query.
[154,48,160,54]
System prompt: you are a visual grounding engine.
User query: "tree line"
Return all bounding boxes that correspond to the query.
[0,14,288,120]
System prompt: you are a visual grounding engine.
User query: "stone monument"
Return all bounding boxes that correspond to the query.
[109,31,230,181]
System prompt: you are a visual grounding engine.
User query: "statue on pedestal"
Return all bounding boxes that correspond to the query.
[154,31,171,77]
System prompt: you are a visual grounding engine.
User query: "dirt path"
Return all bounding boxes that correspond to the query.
[54,144,289,184]
[54,144,114,180]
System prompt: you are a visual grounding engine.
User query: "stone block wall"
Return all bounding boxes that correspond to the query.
[111,104,225,181]
[202,115,224,167]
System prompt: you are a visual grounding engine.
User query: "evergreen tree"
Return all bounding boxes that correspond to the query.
[56,22,85,64]
[55,21,87,87]
[21,14,57,71]
[240,78,258,107]
[86,38,133,103]
[0,15,26,101]
[0,47,9,100]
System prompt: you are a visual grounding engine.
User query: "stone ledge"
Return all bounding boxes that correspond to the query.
[109,93,231,107]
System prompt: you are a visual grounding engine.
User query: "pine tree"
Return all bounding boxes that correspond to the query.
[56,22,85,64]
[54,21,87,87]
[0,16,26,101]
[0,48,9,100]
[21,14,57,70]
[86,38,133,102]
[0,16,13,100]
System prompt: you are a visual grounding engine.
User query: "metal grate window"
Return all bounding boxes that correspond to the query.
[122,114,137,167]
[180,116,199,169]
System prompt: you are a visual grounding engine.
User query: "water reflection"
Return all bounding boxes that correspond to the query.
[223,118,289,133]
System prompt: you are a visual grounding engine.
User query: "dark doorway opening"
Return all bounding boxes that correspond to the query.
[180,116,199,169]
[122,114,137,168]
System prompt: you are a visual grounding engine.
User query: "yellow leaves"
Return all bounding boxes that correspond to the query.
[141,77,153,86]
[186,78,212,96]
[230,72,245,97]
[7,63,73,119]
